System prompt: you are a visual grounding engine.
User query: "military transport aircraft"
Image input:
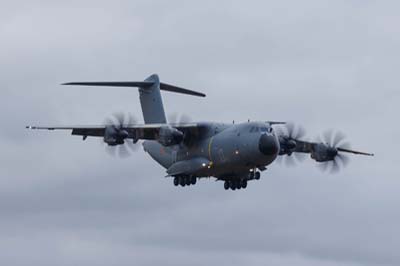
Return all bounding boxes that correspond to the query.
[27,74,374,190]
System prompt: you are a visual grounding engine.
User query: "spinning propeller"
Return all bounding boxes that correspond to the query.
[276,124,374,172]
[276,122,307,166]
[313,130,373,173]
[103,112,140,158]
[168,113,200,146]
[314,130,352,173]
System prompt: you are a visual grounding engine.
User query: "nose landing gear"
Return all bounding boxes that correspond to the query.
[249,170,261,180]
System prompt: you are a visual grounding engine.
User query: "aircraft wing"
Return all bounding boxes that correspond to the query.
[293,139,374,156]
[26,123,200,140]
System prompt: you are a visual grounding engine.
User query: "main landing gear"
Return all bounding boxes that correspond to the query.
[224,179,247,190]
[223,171,261,191]
[173,176,196,187]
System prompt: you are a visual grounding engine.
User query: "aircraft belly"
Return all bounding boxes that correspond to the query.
[142,140,176,169]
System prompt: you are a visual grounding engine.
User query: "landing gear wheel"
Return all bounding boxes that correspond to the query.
[224,181,229,190]
[249,172,255,179]
[185,177,191,186]
[179,177,185,187]
[173,177,179,186]
[255,172,261,180]
[191,176,197,185]
[241,180,247,189]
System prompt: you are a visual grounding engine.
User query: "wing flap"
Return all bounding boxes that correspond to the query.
[72,128,104,137]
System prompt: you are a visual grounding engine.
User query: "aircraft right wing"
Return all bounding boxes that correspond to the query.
[26,123,200,141]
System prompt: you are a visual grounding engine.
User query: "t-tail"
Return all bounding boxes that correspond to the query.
[62,74,206,124]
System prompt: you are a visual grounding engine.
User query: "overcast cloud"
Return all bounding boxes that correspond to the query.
[1,0,399,265]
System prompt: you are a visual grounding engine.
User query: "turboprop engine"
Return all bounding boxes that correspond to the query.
[158,126,184,146]
[104,125,128,145]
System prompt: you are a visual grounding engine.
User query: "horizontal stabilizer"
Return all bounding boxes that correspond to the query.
[62,81,153,88]
[160,83,205,97]
[62,81,206,97]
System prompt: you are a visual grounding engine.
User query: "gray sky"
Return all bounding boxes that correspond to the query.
[1,0,399,265]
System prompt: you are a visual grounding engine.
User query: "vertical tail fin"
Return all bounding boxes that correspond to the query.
[139,74,167,124]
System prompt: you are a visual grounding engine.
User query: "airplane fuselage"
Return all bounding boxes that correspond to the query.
[143,121,279,180]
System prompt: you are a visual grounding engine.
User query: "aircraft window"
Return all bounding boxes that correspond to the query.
[250,127,262,133]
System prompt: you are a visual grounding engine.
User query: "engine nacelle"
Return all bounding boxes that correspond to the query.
[158,126,184,146]
[278,136,297,155]
[103,125,128,146]
[311,143,338,162]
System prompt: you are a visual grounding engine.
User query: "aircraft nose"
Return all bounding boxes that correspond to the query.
[259,133,279,156]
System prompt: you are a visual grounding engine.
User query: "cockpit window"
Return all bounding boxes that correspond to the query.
[250,126,268,133]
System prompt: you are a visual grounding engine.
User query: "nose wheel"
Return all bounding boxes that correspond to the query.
[249,170,261,180]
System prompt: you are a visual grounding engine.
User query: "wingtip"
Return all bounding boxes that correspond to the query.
[193,91,206,97]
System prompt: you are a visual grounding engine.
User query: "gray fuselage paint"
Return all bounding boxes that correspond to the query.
[142,122,279,179]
